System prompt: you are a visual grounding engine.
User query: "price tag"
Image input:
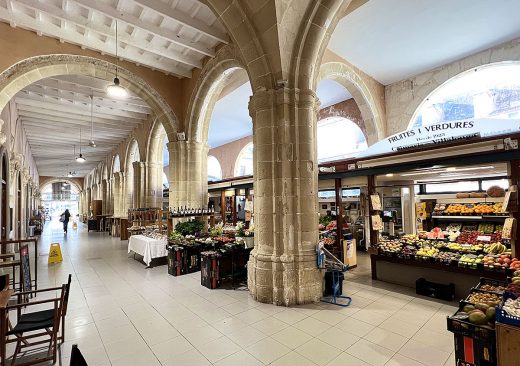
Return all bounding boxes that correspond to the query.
[476,235,491,242]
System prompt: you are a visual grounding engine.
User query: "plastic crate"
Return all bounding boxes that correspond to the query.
[496,292,520,327]
[167,245,186,276]
[416,277,455,301]
[201,251,222,289]
[447,301,496,341]
[453,333,497,366]
[474,277,507,295]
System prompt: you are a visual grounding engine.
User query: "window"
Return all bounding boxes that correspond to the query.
[342,188,361,197]
[411,62,520,128]
[425,181,479,193]
[318,190,336,199]
[482,179,509,191]
[208,156,223,181]
[317,117,368,163]
[162,172,169,189]
[234,143,253,177]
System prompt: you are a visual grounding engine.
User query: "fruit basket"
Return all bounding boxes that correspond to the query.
[447,301,496,340]
[496,292,520,327]
[465,289,502,306]
[474,278,507,295]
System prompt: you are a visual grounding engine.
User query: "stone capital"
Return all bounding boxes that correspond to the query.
[249,87,320,118]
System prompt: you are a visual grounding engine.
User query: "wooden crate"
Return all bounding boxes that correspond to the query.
[497,322,520,366]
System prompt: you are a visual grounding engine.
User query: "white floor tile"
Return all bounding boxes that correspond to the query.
[318,326,360,350]
[271,326,314,349]
[296,338,342,366]
[245,337,291,364]
[294,316,332,336]
[326,352,371,366]
[197,336,242,363]
[363,327,408,352]
[346,339,395,366]
[214,349,263,366]
[271,351,317,366]
[399,339,451,366]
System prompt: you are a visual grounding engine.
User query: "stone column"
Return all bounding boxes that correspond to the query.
[112,172,123,217]
[132,161,146,208]
[144,162,163,208]
[86,188,91,217]
[168,141,208,209]
[247,87,322,306]
[101,180,108,215]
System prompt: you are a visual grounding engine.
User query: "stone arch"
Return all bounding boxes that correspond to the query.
[124,139,140,211]
[0,146,9,240]
[204,2,274,90]
[124,139,141,173]
[40,178,82,194]
[185,45,247,143]
[101,162,108,181]
[146,118,167,165]
[318,62,386,144]
[112,154,121,174]
[0,54,178,142]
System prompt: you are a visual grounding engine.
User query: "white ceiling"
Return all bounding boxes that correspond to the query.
[208,79,353,148]
[16,74,151,177]
[328,0,520,85]
[316,79,352,109]
[208,82,253,148]
[0,0,227,78]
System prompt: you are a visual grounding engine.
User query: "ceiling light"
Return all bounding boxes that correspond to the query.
[106,20,128,99]
[76,129,86,163]
[385,173,394,177]
[67,172,73,178]
[446,167,457,172]
[76,154,86,163]
[107,77,127,98]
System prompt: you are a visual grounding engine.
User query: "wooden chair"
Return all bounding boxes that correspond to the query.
[0,254,21,292]
[0,276,70,366]
[15,274,72,343]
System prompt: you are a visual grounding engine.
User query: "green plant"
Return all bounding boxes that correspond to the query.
[319,215,333,225]
[209,222,223,236]
[175,220,203,236]
[236,221,254,237]
[169,231,183,243]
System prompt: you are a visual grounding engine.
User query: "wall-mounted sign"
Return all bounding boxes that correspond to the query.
[357,118,520,158]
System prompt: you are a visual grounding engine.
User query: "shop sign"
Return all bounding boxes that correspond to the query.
[357,118,520,158]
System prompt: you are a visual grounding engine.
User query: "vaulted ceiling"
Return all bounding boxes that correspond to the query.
[0,0,228,78]
[15,75,151,176]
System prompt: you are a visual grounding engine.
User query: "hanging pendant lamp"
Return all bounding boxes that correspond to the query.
[76,129,86,163]
[107,19,128,98]
[88,94,97,148]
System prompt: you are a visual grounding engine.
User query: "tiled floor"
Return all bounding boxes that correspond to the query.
[17,221,457,365]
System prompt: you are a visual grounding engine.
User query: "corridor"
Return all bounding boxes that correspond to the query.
[33,223,456,366]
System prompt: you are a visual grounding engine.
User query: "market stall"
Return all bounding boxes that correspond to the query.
[317,119,520,298]
[127,230,168,266]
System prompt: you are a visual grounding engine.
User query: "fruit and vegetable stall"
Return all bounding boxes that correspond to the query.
[447,276,520,365]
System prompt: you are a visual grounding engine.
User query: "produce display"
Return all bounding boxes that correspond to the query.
[502,298,520,317]
[433,202,506,216]
[478,283,506,294]
[450,303,495,327]
[466,291,502,307]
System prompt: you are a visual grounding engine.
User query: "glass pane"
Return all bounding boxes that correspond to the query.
[207,156,222,181]
[342,188,361,197]
[317,117,368,162]
[482,179,509,190]
[318,190,336,199]
[235,143,253,176]
[425,181,479,193]
[412,63,520,128]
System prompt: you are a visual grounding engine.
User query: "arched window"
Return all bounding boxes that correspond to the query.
[234,143,253,177]
[162,172,169,189]
[317,117,368,163]
[411,62,520,128]
[208,156,223,181]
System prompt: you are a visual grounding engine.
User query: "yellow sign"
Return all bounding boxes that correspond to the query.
[48,243,63,264]
[72,221,78,230]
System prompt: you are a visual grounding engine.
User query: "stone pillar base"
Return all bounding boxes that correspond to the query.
[247,250,322,306]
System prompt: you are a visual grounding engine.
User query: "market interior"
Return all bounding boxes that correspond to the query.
[0,0,519,365]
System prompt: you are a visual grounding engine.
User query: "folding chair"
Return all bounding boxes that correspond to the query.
[69,344,88,366]
[0,275,71,365]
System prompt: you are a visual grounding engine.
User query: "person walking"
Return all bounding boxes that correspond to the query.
[61,209,71,234]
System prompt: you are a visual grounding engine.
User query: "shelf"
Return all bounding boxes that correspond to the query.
[371,254,508,281]
[432,215,508,221]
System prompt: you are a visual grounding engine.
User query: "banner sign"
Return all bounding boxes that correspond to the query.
[356,118,520,158]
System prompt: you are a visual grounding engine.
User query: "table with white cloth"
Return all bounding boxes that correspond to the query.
[127,235,168,266]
